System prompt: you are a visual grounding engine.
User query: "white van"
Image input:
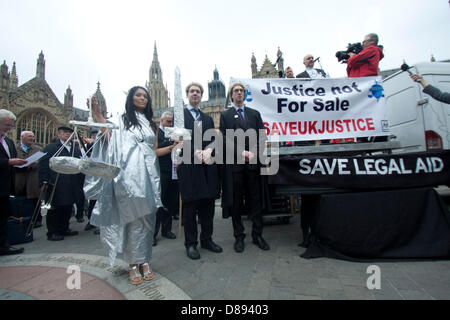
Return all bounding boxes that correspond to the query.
[383,61,450,154]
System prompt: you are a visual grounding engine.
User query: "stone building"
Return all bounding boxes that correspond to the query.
[0,52,92,146]
[251,47,284,79]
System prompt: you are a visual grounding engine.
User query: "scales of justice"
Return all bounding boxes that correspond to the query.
[27,99,122,237]
[48,99,121,179]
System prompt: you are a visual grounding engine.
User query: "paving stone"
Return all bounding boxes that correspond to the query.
[343,285,375,300]
[317,278,343,291]
[1,210,450,301]
[294,294,322,300]
[397,289,435,300]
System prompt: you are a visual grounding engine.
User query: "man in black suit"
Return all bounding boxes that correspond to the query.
[177,82,222,260]
[0,109,27,255]
[220,83,270,253]
[153,111,177,245]
[38,126,83,241]
[296,54,327,79]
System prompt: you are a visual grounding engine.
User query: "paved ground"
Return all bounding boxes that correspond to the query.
[1,201,450,300]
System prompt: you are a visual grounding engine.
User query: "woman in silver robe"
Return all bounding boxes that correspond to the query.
[87,86,177,285]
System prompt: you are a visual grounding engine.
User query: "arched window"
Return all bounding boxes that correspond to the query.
[16,110,57,146]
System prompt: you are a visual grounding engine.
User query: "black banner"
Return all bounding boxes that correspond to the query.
[269,150,450,189]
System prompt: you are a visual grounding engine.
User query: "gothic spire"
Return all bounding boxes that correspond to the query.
[94,81,107,118]
[36,51,45,80]
[10,62,18,90]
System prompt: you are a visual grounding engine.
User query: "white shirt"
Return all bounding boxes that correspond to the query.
[187,105,201,121]
[0,134,11,158]
[60,139,70,153]
[306,67,326,79]
[187,105,202,128]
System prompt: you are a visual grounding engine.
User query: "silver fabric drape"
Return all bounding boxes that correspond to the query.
[85,112,162,266]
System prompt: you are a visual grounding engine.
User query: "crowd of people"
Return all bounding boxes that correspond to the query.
[1,32,449,286]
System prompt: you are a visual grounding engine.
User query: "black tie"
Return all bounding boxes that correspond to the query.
[192,109,200,121]
[237,108,246,127]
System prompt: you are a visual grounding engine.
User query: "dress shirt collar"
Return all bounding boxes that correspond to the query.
[20,141,28,153]
[233,104,245,113]
[60,139,71,152]
[187,105,201,120]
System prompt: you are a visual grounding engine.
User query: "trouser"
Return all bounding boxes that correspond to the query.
[0,196,10,248]
[300,194,320,242]
[46,205,72,236]
[231,169,263,239]
[87,199,97,221]
[154,173,178,237]
[182,198,215,247]
[75,197,86,219]
[154,207,172,237]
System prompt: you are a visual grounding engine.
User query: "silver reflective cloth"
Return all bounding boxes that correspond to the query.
[79,159,120,179]
[85,113,162,266]
[49,156,81,174]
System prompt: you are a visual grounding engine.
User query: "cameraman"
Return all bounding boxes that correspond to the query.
[347,33,384,78]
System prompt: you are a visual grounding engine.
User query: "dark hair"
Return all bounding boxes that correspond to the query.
[122,86,157,133]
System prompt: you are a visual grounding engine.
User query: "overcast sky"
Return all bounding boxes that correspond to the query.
[1,0,449,120]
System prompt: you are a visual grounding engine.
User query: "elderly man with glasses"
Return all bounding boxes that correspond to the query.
[0,109,27,255]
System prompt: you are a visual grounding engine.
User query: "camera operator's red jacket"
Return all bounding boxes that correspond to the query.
[346,45,384,78]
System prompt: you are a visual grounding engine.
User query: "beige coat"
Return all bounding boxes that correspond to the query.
[15,142,42,199]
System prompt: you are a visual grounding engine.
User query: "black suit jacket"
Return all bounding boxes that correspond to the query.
[219,106,266,210]
[176,108,219,203]
[38,140,84,206]
[158,127,173,175]
[296,68,326,79]
[0,136,17,197]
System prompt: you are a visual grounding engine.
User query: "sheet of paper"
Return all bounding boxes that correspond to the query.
[15,151,47,168]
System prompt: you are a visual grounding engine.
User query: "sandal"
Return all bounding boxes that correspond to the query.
[129,265,143,285]
[140,263,155,281]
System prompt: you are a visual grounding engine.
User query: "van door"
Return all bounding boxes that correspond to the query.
[385,69,426,153]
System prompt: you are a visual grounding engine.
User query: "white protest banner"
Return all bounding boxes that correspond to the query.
[231,77,389,142]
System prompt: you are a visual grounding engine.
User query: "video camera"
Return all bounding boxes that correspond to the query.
[335,42,363,63]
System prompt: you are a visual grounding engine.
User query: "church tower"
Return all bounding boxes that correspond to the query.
[9,62,18,91]
[64,86,73,110]
[251,53,258,78]
[0,61,10,108]
[36,51,45,80]
[146,42,169,111]
[208,66,226,103]
[94,82,108,118]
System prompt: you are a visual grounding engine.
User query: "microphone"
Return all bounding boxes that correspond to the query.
[313,57,320,62]
[401,60,413,75]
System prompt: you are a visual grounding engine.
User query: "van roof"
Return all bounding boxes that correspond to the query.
[415,62,450,75]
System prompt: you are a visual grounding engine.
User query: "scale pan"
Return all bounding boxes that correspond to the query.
[49,157,81,174]
[79,159,120,179]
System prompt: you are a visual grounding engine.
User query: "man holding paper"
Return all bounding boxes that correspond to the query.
[15,131,43,227]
